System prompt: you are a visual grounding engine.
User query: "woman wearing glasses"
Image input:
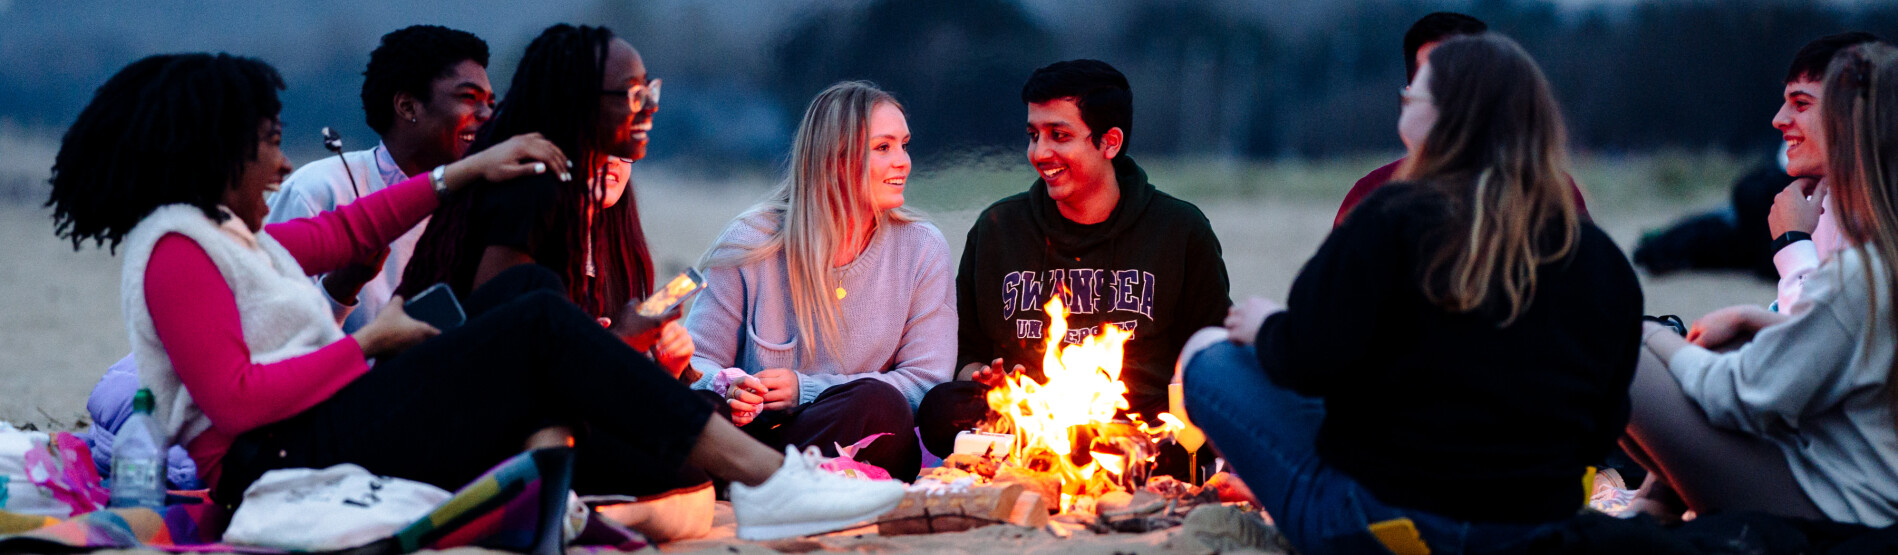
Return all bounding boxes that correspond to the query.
[1177,34,1641,554]
[397,24,723,539]
[401,24,689,379]
[685,81,957,483]
[49,50,905,543]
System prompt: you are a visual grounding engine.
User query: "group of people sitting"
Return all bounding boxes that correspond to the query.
[39,10,1898,553]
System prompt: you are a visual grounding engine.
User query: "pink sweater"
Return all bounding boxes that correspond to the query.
[144,175,437,484]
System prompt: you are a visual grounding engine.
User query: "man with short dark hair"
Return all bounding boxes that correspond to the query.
[1765,31,1884,313]
[267,25,494,332]
[1334,12,1590,228]
[917,60,1231,459]
[1633,32,1883,286]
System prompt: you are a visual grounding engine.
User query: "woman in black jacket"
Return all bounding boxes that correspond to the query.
[1178,33,1643,555]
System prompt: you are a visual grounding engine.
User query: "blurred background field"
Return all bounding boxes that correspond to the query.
[5,0,1867,428]
[0,123,1772,431]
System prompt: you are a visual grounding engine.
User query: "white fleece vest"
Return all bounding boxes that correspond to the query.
[121,205,344,447]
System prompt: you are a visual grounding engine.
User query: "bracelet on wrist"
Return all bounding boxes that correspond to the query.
[1771,230,1813,255]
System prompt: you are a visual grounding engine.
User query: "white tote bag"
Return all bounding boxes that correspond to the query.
[223,464,451,551]
[0,423,72,517]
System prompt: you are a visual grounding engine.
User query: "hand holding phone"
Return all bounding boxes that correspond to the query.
[636,268,706,317]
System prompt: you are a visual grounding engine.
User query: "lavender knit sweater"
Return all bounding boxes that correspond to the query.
[685,211,957,409]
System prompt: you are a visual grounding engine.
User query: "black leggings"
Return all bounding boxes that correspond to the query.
[1620,343,1825,519]
[741,379,921,482]
[215,265,716,504]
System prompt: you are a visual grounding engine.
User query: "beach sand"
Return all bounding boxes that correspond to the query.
[1,168,1772,553]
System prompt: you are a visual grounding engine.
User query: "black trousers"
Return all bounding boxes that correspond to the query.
[741,379,921,482]
[216,265,716,504]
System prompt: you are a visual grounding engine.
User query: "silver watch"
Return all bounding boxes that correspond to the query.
[429,165,449,199]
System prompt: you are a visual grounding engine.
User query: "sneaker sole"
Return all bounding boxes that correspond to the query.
[737,515,874,541]
[736,497,904,541]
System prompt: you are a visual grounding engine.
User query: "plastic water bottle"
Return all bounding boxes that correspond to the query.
[109,388,165,509]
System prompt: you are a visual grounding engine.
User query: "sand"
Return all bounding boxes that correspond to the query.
[0,163,1772,553]
[0,170,1773,430]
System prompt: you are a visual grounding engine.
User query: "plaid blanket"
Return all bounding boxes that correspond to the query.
[0,447,644,554]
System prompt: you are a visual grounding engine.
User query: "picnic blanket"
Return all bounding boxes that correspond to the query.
[0,447,644,554]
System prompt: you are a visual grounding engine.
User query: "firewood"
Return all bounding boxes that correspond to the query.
[1008,491,1048,527]
[875,484,1024,536]
[993,466,1061,512]
[941,453,1001,478]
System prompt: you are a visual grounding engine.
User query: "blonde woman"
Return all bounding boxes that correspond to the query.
[685,81,955,482]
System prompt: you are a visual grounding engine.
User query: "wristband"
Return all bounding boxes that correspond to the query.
[1771,230,1812,255]
[429,165,449,200]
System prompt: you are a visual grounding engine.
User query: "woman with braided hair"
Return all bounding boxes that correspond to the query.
[50,49,906,543]
[400,24,692,379]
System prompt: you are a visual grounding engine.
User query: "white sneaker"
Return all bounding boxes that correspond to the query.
[731,445,906,541]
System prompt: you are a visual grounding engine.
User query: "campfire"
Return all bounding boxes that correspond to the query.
[983,295,1188,511]
[882,295,1226,536]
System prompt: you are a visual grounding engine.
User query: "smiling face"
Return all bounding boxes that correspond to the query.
[1773,79,1829,178]
[597,39,655,162]
[599,156,631,209]
[1026,98,1120,204]
[864,101,911,213]
[404,59,493,168]
[1399,63,1439,159]
[226,118,292,231]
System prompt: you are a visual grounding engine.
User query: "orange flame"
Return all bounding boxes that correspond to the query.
[987,294,1173,498]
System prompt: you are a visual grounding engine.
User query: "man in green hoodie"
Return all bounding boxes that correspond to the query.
[917,59,1231,459]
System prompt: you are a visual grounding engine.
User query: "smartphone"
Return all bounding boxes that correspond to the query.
[405,282,467,332]
[635,268,706,317]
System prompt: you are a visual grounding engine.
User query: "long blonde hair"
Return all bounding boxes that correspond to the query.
[1819,43,1898,419]
[703,81,926,360]
[1398,34,1580,326]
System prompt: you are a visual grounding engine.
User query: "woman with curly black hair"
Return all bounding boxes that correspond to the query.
[49,51,904,541]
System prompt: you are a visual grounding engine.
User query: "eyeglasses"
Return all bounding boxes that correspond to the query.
[602,79,661,113]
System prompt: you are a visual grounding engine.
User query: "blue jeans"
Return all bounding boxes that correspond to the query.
[1183,342,1557,555]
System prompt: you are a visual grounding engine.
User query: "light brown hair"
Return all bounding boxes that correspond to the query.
[1819,43,1898,413]
[1398,33,1581,325]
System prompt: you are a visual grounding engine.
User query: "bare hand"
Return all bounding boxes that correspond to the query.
[1769,178,1826,238]
[727,376,765,427]
[755,368,801,411]
[653,321,695,378]
[1223,297,1284,346]
[441,133,572,193]
[1687,305,1772,349]
[610,303,679,351]
[960,358,1023,388]
[351,295,440,358]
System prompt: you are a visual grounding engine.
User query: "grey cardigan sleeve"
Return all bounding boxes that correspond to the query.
[1667,263,1862,435]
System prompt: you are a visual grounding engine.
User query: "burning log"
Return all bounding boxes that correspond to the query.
[993,465,1062,512]
[906,292,1224,537]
